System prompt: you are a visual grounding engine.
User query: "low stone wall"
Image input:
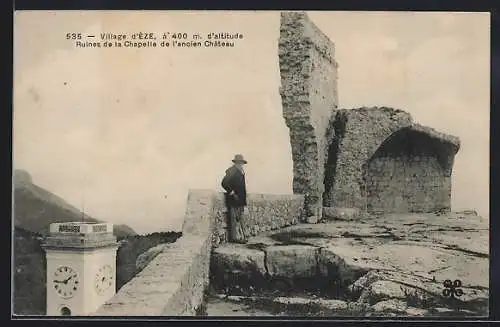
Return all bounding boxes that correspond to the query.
[94,190,216,316]
[94,190,305,316]
[212,193,305,247]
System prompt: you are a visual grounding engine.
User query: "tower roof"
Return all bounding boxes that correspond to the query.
[42,222,118,250]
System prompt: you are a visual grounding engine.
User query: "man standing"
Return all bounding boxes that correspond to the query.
[221,154,248,243]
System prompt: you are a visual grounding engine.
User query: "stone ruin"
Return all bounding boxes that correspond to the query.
[96,13,482,317]
[278,12,460,219]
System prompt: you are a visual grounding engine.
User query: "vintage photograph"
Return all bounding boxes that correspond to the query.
[12,10,489,317]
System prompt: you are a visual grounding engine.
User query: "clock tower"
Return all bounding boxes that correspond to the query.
[41,222,119,316]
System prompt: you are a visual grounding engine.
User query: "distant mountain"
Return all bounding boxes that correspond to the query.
[13,169,136,237]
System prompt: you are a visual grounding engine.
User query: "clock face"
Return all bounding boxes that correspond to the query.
[53,266,80,298]
[94,264,114,295]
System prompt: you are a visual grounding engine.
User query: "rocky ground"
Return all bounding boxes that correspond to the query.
[208,210,489,317]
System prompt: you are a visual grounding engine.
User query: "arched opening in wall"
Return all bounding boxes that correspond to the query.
[323,112,347,206]
[364,126,456,214]
[60,306,71,316]
[323,137,339,206]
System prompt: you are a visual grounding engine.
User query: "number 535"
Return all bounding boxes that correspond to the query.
[66,33,82,40]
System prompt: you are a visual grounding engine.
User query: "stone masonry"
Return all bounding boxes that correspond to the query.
[322,108,460,214]
[323,107,413,209]
[279,12,460,215]
[365,124,460,213]
[212,193,305,247]
[278,11,339,218]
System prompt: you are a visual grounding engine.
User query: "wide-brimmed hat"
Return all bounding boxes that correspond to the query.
[232,154,248,164]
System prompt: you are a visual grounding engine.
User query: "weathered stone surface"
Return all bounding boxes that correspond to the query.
[368,280,407,302]
[317,247,369,283]
[136,243,171,272]
[274,297,349,311]
[317,299,348,311]
[206,296,277,316]
[322,207,360,221]
[273,296,314,305]
[182,189,217,236]
[266,245,318,278]
[214,294,350,313]
[211,244,266,276]
[209,211,488,315]
[212,192,305,247]
[306,215,319,224]
[371,299,407,313]
[278,11,338,217]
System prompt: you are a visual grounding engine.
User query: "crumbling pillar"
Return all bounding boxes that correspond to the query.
[278,11,338,218]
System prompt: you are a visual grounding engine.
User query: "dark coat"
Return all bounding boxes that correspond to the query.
[221,165,247,207]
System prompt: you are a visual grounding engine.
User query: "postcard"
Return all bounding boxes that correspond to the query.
[12,10,490,318]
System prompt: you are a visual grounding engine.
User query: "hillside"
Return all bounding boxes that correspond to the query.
[13,169,136,237]
[13,227,182,315]
[115,231,182,290]
[13,227,46,315]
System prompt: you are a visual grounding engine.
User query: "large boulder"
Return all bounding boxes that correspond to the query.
[265,245,318,278]
[317,247,369,285]
[210,244,268,293]
[211,244,267,276]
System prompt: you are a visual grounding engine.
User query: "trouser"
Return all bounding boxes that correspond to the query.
[227,206,247,243]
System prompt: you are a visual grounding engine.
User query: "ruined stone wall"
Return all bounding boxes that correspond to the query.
[278,13,461,217]
[323,107,413,209]
[279,11,338,218]
[366,155,451,213]
[212,193,305,247]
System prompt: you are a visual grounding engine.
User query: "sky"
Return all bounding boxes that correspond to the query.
[13,11,490,234]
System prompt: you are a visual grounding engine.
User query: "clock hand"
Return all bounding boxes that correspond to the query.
[63,275,74,284]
